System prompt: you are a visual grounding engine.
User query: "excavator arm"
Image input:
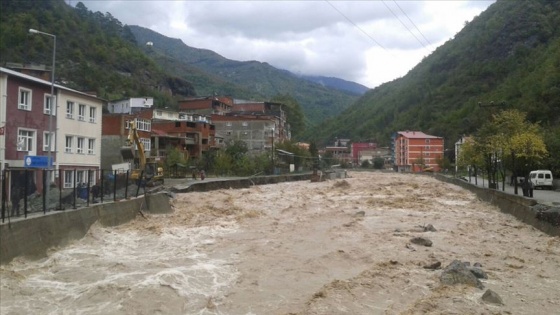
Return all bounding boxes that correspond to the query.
[120,119,164,186]
[121,119,146,171]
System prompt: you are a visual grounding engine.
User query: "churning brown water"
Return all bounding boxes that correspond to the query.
[1,172,559,314]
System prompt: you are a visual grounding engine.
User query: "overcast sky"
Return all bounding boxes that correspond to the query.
[73,1,495,88]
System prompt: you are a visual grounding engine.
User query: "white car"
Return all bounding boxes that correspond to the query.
[529,170,554,190]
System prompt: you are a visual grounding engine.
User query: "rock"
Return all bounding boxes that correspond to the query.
[354,210,365,217]
[390,260,399,265]
[424,224,437,232]
[469,267,488,279]
[482,289,504,305]
[423,261,442,270]
[440,260,484,289]
[473,262,482,268]
[410,237,433,247]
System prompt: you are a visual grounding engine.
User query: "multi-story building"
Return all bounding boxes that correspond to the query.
[351,142,377,165]
[324,138,352,164]
[393,131,444,172]
[107,97,154,114]
[101,107,215,170]
[180,97,290,154]
[0,67,104,194]
[212,115,279,152]
[177,96,233,116]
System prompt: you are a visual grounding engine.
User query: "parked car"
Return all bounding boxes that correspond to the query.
[529,170,554,190]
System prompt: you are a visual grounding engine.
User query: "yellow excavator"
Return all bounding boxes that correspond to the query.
[120,119,164,186]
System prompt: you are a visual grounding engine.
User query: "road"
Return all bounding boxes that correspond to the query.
[460,175,560,205]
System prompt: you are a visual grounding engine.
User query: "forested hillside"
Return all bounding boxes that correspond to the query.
[0,0,360,135]
[307,0,560,152]
[0,0,195,106]
[129,25,360,126]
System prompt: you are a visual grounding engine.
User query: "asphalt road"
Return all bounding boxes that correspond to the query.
[462,175,560,206]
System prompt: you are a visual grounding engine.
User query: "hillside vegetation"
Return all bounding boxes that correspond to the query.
[129,25,361,127]
[307,0,559,153]
[0,0,196,106]
[0,0,358,134]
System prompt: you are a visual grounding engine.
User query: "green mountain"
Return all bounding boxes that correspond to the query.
[306,0,560,148]
[128,25,361,126]
[0,0,197,106]
[0,0,359,132]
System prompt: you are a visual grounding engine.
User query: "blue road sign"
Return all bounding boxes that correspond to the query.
[24,155,53,168]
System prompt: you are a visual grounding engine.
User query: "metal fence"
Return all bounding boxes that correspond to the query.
[1,168,149,223]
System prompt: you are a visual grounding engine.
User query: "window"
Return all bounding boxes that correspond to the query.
[65,136,73,153]
[88,139,95,154]
[44,94,56,115]
[18,88,32,111]
[76,170,85,185]
[77,137,85,154]
[43,132,55,151]
[17,129,35,151]
[136,119,151,132]
[78,104,86,121]
[242,122,248,127]
[226,122,232,126]
[425,139,431,144]
[66,101,74,119]
[156,110,162,116]
[139,138,151,152]
[64,170,74,188]
[89,107,96,123]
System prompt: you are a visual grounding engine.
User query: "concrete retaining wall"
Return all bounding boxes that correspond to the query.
[435,175,559,237]
[0,193,172,265]
[171,173,313,193]
[0,174,315,265]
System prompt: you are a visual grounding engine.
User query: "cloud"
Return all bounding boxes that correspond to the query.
[76,1,495,88]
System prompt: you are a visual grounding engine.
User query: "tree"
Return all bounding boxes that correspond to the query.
[468,109,548,192]
[164,147,188,177]
[271,94,306,139]
[373,157,385,169]
[214,151,233,176]
[457,137,485,181]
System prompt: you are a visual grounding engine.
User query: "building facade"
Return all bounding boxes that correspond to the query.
[393,131,444,172]
[0,67,104,196]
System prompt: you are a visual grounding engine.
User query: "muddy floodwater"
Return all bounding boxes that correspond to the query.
[1,172,559,314]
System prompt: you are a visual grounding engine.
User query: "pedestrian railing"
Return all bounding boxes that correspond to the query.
[1,169,150,223]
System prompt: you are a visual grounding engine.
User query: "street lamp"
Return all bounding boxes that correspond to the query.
[29,28,56,202]
[270,127,275,175]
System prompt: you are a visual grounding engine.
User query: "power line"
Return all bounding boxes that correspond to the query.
[393,0,433,47]
[382,0,430,52]
[325,0,388,51]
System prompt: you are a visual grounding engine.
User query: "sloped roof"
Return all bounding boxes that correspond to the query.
[0,67,106,101]
[397,131,441,139]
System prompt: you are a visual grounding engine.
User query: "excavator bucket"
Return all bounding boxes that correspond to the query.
[120,146,135,160]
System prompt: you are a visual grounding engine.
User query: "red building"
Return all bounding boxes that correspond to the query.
[393,131,444,172]
[351,142,377,164]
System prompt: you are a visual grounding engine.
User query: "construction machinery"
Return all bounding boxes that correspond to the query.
[120,119,164,186]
